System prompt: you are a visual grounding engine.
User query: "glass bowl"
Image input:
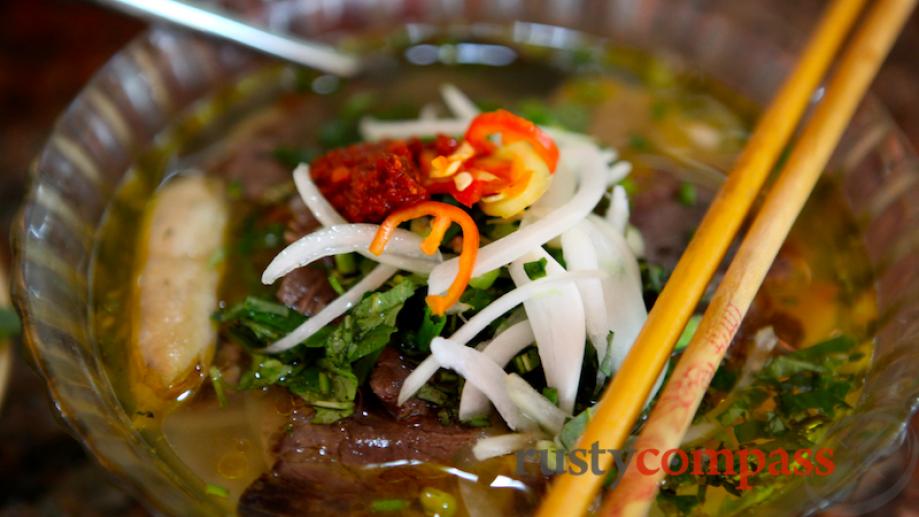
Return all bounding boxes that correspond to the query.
[11,0,919,515]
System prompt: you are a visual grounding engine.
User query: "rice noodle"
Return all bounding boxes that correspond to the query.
[398,271,605,405]
[440,84,480,119]
[262,224,440,284]
[459,320,535,420]
[605,184,629,235]
[508,249,585,414]
[430,337,535,431]
[263,264,398,353]
[428,143,609,294]
[472,433,537,461]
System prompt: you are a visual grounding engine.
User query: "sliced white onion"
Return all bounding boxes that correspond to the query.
[506,373,569,435]
[428,143,609,294]
[585,215,647,372]
[561,222,610,365]
[360,117,468,141]
[440,84,479,120]
[263,264,398,353]
[292,164,346,226]
[607,161,633,185]
[430,337,535,431]
[262,224,440,284]
[459,320,535,420]
[508,249,585,414]
[605,184,629,235]
[472,433,537,461]
[398,270,605,405]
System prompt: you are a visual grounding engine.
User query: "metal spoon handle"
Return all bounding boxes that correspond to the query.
[95,0,361,76]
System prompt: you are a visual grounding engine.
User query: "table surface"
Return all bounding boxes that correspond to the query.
[0,1,917,515]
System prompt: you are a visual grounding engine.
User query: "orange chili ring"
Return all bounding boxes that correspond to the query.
[464,109,560,172]
[369,201,480,316]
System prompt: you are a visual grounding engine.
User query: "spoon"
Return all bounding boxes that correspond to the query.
[94,0,361,77]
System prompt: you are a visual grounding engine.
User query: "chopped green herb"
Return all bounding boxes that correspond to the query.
[0,308,21,340]
[226,180,243,200]
[207,247,226,269]
[272,147,320,169]
[560,406,596,450]
[523,258,548,280]
[677,182,698,207]
[598,332,617,377]
[419,487,457,517]
[468,269,500,290]
[464,415,491,428]
[415,306,446,353]
[205,483,229,498]
[209,366,228,408]
[223,279,419,423]
[512,348,541,374]
[327,273,346,295]
[676,315,702,351]
[334,253,357,275]
[370,499,410,513]
[542,387,559,406]
[628,134,650,152]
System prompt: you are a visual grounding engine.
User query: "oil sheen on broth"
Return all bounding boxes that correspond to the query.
[90,38,876,516]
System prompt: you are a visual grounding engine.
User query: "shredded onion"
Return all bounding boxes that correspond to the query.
[263,264,398,353]
[605,184,629,235]
[561,222,610,365]
[360,117,469,141]
[428,143,609,294]
[508,249,585,414]
[472,433,536,461]
[398,271,605,405]
[292,164,347,226]
[459,320,535,420]
[440,84,479,119]
[262,224,440,284]
[506,373,569,435]
[585,215,647,372]
[430,337,535,431]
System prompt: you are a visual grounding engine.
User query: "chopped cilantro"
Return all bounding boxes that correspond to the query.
[272,147,319,168]
[222,278,419,423]
[209,366,228,408]
[523,258,548,280]
[542,387,559,406]
[205,483,229,498]
[675,315,702,351]
[677,182,697,207]
[0,308,20,340]
[468,269,500,290]
[371,499,410,512]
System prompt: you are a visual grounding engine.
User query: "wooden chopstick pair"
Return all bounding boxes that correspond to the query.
[537,0,917,515]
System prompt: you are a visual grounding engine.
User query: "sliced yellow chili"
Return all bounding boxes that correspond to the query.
[369,201,479,316]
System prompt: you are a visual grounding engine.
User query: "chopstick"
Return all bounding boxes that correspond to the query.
[535,1,868,515]
[602,0,918,514]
